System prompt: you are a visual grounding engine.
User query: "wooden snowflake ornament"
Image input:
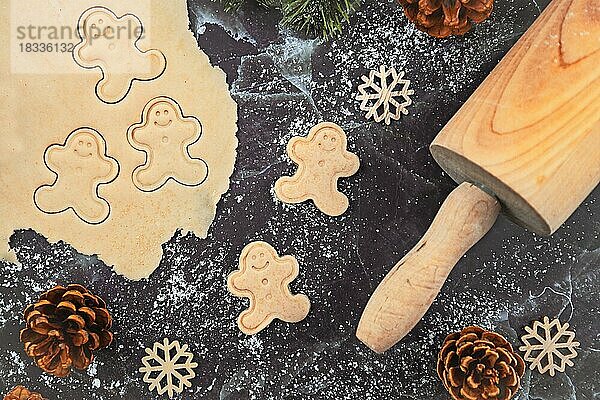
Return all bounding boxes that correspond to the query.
[139,338,198,398]
[356,65,414,125]
[519,317,580,376]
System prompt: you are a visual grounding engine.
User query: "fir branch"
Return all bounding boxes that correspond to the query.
[281,0,360,39]
[220,0,360,39]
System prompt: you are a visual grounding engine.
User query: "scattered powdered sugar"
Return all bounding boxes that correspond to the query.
[0,0,597,399]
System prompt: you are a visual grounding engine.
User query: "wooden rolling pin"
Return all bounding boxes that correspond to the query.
[357,0,600,353]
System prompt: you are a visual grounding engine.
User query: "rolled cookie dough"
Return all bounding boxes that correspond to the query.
[0,0,238,279]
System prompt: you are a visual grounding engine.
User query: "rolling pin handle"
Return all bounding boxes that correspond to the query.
[356,182,501,353]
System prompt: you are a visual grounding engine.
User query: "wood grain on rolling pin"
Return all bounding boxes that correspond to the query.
[431,0,600,235]
[356,183,501,353]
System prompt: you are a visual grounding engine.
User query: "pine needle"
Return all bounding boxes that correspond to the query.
[221,0,280,12]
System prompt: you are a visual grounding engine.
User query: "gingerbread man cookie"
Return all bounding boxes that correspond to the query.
[227,242,311,335]
[127,97,209,192]
[73,6,166,104]
[34,128,119,224]
[275,122,360,216]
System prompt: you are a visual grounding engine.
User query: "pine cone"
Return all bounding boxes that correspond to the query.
[20,284,113,377]
[4,386,47,400]
[398,0,494,38]
[437,326,525,400]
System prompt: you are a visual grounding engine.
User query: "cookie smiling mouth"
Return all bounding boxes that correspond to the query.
[154,120,172,127]
[252,261,270,270]
[74,149,93,158]
[319,141,338,152]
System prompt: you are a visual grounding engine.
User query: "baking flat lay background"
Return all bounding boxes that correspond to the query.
[1,0,598,398]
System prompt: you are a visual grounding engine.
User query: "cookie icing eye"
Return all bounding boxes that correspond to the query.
[260,253,264,258]
[164,110,169,116]
[155,111,161,117]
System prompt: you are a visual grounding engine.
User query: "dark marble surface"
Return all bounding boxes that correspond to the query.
[1,0,598,399]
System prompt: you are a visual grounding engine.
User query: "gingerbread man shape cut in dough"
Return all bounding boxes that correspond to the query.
[73,6,167,104]
[227,241,311,335]
[127,96,209,192]
[275,122,360,216]
[34,128,119,225]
